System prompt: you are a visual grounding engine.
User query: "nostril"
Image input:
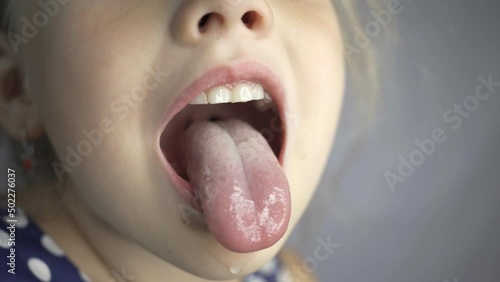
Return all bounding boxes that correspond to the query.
[196,10,266,34]
[241,11,259,29]
[198,13,212,32]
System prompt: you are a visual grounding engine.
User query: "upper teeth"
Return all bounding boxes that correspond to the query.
[189,82,272,105]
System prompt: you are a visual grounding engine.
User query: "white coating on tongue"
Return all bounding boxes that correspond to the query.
[257,186,288,236]
[180,119,291,253]
[228,184,287,243]
[229,184,260,242]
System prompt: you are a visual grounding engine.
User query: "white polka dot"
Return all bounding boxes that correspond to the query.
[41,235,64,257]
[15,208,29,228]
[27,257,51,282]
[0,229,10,248]
[246,275,267,282]
[258,258,278,276]
[79,270,91,282]
[3,208,29,228]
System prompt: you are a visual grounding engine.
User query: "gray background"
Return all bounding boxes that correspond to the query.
[290,0,500,281]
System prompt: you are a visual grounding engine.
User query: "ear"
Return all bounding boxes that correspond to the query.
[0,33,44,142]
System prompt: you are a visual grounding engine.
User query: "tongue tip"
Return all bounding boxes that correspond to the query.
[206,191,292,253]
[203,185,292,253]
[212,218,291,253]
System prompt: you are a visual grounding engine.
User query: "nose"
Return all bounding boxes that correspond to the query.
[172,0,274,45]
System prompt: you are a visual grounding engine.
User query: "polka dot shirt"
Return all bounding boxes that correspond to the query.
[0,208,290,281]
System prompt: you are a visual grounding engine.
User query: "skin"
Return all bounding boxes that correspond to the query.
[0,0,345,281]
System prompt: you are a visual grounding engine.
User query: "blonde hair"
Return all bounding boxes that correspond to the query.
[336,0,383,108]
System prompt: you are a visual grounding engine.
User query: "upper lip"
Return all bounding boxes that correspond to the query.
[155,60,288,203]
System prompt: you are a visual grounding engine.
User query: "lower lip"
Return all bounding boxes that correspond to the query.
[156,61,288,206]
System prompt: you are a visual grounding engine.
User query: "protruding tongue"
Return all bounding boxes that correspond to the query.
[180,119,291,253]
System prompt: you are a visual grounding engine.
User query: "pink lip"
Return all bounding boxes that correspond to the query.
[156,61,288,206]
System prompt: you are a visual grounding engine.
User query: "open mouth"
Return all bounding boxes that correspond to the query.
[157,63,291,253]
[160,81,284,183]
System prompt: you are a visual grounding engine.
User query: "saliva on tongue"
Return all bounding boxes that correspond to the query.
[180,119,291,253]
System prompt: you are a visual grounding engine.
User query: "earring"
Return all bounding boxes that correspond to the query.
[20,128,36,173]
[15,129,56,190]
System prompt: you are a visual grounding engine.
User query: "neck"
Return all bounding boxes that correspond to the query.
[19,180,240,282]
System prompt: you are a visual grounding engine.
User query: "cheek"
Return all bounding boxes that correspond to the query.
[299,21,344,118]
[293,39,344,184]
[23,4,161,163]
[282,11,345,221]
[294,26,345,151]
[22,8,177,225]
[278,4,345,125]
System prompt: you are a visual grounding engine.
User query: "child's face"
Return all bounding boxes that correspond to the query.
[17,0,344,279]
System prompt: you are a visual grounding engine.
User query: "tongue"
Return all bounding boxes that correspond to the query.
[180,119,291,253]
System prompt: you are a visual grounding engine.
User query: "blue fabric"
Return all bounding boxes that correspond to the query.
[0,208,286,282]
